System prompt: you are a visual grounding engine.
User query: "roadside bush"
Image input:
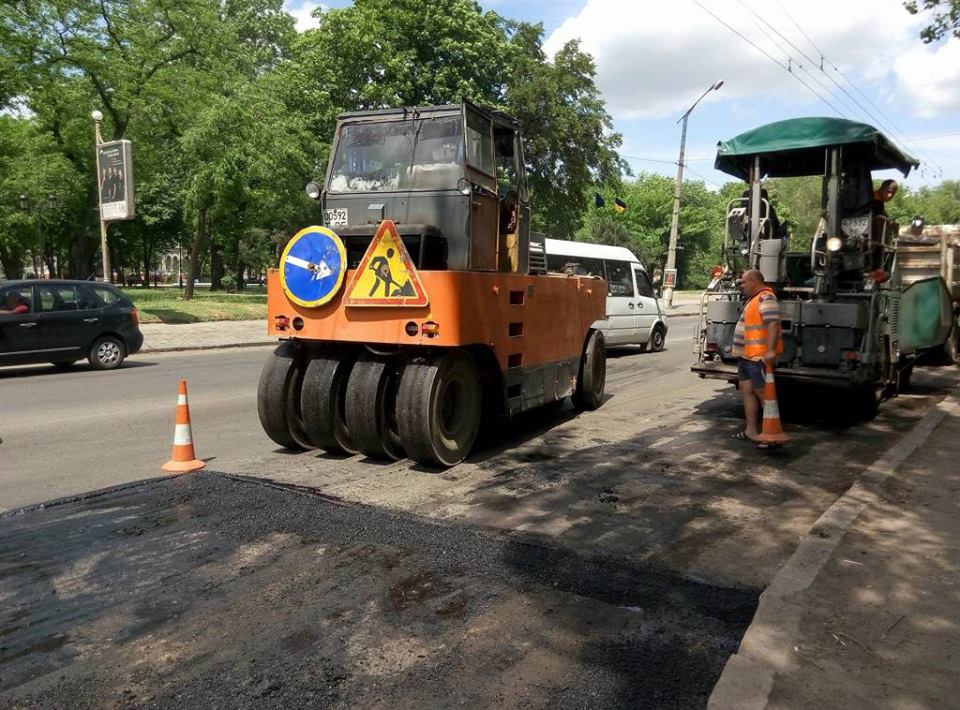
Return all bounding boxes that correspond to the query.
[220,274,237,292]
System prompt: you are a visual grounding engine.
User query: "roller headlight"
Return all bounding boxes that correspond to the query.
[826,236,843,252]
[305,180,322,200]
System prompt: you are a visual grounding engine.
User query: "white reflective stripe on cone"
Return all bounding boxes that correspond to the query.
[173,423,193,445]
[178,394,188,405]
[765,371,776,383]
[763,401,780,419]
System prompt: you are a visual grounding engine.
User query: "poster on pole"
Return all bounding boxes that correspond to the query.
[97,140,135,221]
[663,269,678,289]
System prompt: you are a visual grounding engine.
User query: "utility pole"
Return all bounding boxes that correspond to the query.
[92,110,111,283]
[664,79,723,307]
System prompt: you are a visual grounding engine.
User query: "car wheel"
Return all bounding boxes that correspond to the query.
[650,325,666,352]
[88,336,126,370]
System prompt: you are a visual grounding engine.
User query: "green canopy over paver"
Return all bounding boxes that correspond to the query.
[715,117,919,180]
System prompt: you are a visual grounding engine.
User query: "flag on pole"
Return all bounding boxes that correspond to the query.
[614,198,627,214]
[594,192,605,208]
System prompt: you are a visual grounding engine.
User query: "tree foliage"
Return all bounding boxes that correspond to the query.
[905,0,960,42]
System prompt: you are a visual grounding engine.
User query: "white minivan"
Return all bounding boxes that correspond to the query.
[544,238,668,351]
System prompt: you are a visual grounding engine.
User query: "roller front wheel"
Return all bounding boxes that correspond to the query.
[397,350,482,467]
[573,329,606,411]
[302,353,358,454]
[344,355,405,460]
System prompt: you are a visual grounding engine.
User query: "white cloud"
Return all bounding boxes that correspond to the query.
[543,0,951,119]
[285,0,326,32]
[895,38,960,118]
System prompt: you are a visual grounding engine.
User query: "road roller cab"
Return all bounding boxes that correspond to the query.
[258,103,607,467]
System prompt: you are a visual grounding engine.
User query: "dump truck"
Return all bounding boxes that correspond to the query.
[257,103,607,466]
[897,222,960,364]
[692,117,954,405]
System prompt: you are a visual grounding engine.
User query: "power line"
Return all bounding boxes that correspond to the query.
[691,0,846,117]
[769,0,944,177]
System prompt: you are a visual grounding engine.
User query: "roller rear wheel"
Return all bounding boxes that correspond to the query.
[257,341,314,450]
[573,329,606,411]
[302,353,358,454]
[396,350,481,467]
[344,355,405,460]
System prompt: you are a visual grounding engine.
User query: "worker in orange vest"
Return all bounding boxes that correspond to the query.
[731,269,783,444]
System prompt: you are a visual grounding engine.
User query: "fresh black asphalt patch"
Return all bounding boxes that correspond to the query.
[0,472,758,708]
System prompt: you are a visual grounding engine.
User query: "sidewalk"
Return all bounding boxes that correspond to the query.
[137,294,701,354]
[139,320,274,353]
[710,390,960,708]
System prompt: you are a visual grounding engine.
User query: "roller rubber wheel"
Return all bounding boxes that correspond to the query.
[302,353,358,454]
[257,341,312,450]
[650,325,666,352]
[573,329,606,411]
[344,355,405,460]
[396,350,482,468]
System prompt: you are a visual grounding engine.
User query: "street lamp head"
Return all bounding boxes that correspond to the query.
[91,110,103,122]
[18,193,28,210]
[712,80,724,91]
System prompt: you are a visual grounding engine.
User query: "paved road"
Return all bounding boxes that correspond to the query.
[0,318,700,511]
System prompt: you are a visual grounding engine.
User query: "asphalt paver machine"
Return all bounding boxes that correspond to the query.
[692,117,953,405]
[257,102,607,466]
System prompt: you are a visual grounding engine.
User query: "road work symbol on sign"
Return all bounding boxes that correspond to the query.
[279,225,347,308]
[344,220,429,307]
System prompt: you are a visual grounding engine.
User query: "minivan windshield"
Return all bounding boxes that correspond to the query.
[328,116,464,192]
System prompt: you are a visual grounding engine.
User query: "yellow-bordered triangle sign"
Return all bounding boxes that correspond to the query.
[343,220,429,307]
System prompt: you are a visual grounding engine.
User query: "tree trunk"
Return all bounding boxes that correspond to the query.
[210,236,224,291]
[184,206,207,300]
[0,243,24,279]
[70,191,100,279]
[236,261,246,291]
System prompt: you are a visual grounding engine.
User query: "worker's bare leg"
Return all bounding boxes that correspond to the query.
[739,380,763,440]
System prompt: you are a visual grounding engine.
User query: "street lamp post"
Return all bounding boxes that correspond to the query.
[663,79,724,307]
[92,109,112,283]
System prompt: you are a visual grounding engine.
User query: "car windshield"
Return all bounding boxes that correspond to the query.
[328,116,464,192]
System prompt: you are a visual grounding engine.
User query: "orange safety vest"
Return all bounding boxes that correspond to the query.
[743,288,784,360]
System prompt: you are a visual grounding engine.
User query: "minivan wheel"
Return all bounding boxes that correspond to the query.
[650,325,666,352]
[89,336,126,370]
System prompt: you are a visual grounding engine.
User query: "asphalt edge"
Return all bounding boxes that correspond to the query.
[0,472,191,519]
[707,388,960,709]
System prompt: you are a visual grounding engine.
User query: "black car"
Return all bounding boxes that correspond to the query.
[0,279,143,370]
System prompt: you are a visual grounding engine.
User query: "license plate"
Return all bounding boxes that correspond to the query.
[324,208,348,228]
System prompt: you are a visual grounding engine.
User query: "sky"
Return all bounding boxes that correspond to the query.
[283,0,959,191]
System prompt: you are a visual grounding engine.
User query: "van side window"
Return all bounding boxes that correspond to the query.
[635,270,655,298]
[603,260,634,297]
[546,254,605,279]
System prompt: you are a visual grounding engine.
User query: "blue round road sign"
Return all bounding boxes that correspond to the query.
[279,226,347,308]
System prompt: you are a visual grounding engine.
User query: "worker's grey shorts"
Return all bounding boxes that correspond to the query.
[737,358,766,389]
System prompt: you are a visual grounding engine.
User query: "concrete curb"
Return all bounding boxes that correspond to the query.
[139,339,276,355]
[707,389,960,709]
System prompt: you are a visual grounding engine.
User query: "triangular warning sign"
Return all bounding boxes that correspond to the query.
[343,220,429,307]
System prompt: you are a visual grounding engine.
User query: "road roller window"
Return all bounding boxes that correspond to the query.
[465,110,495,177]
[328,116,464,192]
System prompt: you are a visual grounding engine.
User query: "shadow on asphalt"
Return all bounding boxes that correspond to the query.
[0,359,157,379]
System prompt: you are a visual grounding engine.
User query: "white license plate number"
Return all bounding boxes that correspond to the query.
[324,208,348,228]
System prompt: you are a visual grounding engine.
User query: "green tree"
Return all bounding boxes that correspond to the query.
[284,0,622,237]
[179,80,316,298]
[905,0,960,42]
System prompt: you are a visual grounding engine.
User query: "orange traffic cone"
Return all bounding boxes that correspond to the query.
[162,379,205,472]
[758,363,790,445]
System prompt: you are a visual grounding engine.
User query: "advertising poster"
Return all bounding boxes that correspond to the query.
[98,140,135,221]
